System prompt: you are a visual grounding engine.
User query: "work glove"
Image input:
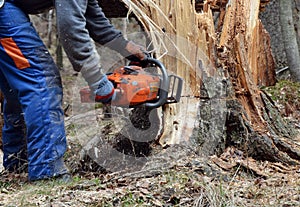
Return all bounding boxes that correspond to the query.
[107,37,149,65]
[93,75,116,103]
[80,49,117,104]
[125,41,147,61]
[124,41,150,68]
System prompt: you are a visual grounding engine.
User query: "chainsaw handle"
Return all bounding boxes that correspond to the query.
[142,57,169,109]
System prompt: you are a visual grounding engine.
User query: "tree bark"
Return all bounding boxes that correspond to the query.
[279,0,300,81]
[293,0,300,56]
[46,10,54,49]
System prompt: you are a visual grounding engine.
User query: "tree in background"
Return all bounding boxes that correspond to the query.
[279,0,300,81]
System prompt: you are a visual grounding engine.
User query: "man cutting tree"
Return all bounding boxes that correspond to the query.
[0,0,146,181]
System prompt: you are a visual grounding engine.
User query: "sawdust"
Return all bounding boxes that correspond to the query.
[1,143,300,206]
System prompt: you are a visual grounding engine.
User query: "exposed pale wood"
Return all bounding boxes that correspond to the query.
[158,98,200,146]
[119,0,220,146]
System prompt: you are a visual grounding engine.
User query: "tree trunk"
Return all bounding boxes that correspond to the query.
[118,0,300,164]
[293,0,300,56]
[259,0,287,71]
[46,10,54,49]
[279,0,300,81]
[56,41,63,69]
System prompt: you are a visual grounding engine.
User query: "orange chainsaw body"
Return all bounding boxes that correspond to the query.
[80,66,161,107]
[108,66,161,107]
[80,57,183,108]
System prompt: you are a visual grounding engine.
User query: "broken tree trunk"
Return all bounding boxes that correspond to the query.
[216,0,299,164]
[119,0,300,164]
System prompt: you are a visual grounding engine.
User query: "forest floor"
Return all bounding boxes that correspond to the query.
[0,73,299,206]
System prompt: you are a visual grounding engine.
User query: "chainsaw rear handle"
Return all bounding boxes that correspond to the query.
[141,57,169,109]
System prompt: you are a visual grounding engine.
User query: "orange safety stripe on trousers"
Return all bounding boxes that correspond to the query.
[0,37,30,69]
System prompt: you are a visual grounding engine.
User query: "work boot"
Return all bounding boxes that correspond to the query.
[53,172,72,183]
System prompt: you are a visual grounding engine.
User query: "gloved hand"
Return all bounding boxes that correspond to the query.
[125,41,151,68]
[125,41,150,62]
[125,41,146,60]
[93,75,116,103]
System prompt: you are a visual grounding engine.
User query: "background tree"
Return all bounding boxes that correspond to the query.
[279,0,300,81]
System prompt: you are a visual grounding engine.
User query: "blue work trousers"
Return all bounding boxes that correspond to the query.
[0,2,68,180]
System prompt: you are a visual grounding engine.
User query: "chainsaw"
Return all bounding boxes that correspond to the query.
[80,57,183,109]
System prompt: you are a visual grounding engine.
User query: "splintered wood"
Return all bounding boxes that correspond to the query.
[218,0,276,128]
[216,0,275,87]
[121,0,217,145]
